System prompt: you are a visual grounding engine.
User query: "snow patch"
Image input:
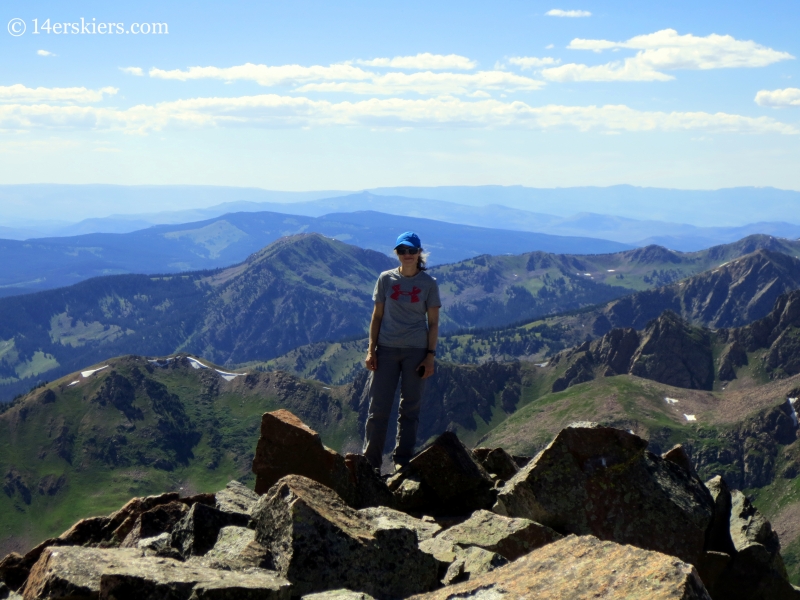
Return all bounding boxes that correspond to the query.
[67,380,79,387]
[583,273,591,276]
[535,362,549,368]
[215,369,246,382]
[664,397,679,404]
[684,414,697,422]
[788,398,799,427]
[148,358,174,367]
[607,269,616,272]
[186,357,209,370]
[81,365,108,378]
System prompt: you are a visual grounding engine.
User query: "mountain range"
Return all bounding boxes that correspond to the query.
[5,233,800,401]
[0,209,631,297]
[3,289,800,580]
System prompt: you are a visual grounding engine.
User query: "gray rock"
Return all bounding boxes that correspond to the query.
[344,454,395,509]
[216,481,260,516]
[493,423,714,566]
[138,532,172,553]
[358,506,441,541]
[172,502,250,557]
[0,581,21,600]
[472,448,519,481]
[436,509,560,561]
[22,545,292,600]
[202,526,272,570]
[21,546,143,599]
[252,475,439,598]
[387,432,496,516]
[302,591,375,600]
[121,501,189,548]
[410,534,712,600]
[709,490,798,600]
[441,546,507,586]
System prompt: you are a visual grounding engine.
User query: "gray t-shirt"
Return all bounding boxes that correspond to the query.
[373,268,442,348]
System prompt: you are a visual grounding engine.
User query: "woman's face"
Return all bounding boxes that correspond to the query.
[396,246,419,269]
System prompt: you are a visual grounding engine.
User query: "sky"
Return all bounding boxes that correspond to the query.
[1,0,799,196]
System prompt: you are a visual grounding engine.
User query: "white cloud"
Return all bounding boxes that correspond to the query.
[295,71,545,95]
[37,50,55,57]
[355,53,476,70]
[149,63,373,85]
[0,94,795,136]
[120,67,144,76]
[546,44,555,50]
[755,88,800,108]
[546,9,591,17]
[508,57,561,70]
[0,85,118,104]
[546,29,794,82]
[149,61,541,95]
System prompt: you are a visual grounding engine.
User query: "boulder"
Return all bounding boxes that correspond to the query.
[171,502,250,557]
[0,581,21,600]
[20,546,292,600]
[102,561,291,600]
[387,432,496,515]
[493,423,714,566]
[359,507,441,541]
[252,475,439,598]
[441,546,507,586]
[201,526,272,570]
[216,481,260,516]
[343,454,394,509]
[21,546,142,599]
[409,534,712,600]
[662,444,698,478]
[252,410,353,504]
[137,532,180,559]
[435,509,560,561]
[418,537,507,585]
[302,592,374,600]
[709,490,798,599]
[471,448,519,481]
[120,501,188,548]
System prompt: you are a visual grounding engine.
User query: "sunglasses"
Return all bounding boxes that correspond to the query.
[396,247,420,256]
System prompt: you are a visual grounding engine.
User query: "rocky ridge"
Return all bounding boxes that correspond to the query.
[2,409,798,599]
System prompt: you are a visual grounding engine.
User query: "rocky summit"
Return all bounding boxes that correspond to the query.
[2,409,800,599]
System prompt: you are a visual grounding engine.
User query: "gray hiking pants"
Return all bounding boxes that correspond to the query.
[362,346,428,469]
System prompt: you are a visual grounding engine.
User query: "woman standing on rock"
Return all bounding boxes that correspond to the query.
[363,231,441,473]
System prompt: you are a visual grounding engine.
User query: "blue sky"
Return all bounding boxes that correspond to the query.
[1,0,799,194]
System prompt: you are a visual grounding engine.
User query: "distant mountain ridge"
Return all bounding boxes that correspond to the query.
[0,209,631,297]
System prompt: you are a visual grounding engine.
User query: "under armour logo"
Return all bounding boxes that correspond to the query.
[391,284,421,303]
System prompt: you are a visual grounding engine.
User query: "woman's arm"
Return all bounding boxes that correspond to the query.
[365,302,384,371]
[419,306,439,379]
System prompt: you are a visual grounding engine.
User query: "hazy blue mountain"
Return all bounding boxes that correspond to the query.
[368,185,800,227]
[0,210,631,297]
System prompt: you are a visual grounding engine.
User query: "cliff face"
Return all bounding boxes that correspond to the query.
[551,311,714,392]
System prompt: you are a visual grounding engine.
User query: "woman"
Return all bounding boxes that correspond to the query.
[362,231,441,472]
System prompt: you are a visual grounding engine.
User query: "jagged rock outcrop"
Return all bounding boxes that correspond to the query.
[690,401,798,489]
[729,290,800,379]
[252,475,439,598]
[410,534,713,600]
[493,422,715,566]
[550,311,714,392]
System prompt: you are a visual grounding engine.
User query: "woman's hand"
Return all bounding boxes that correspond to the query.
[417,353,435,379]
[365,351,378,371]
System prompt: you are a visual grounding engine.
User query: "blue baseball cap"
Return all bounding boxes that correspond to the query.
[394,231,421,249]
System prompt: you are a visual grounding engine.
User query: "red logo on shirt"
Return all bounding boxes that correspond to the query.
[391,285,421,303]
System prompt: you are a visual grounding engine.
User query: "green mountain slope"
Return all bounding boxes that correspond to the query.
[0,235,394,401]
